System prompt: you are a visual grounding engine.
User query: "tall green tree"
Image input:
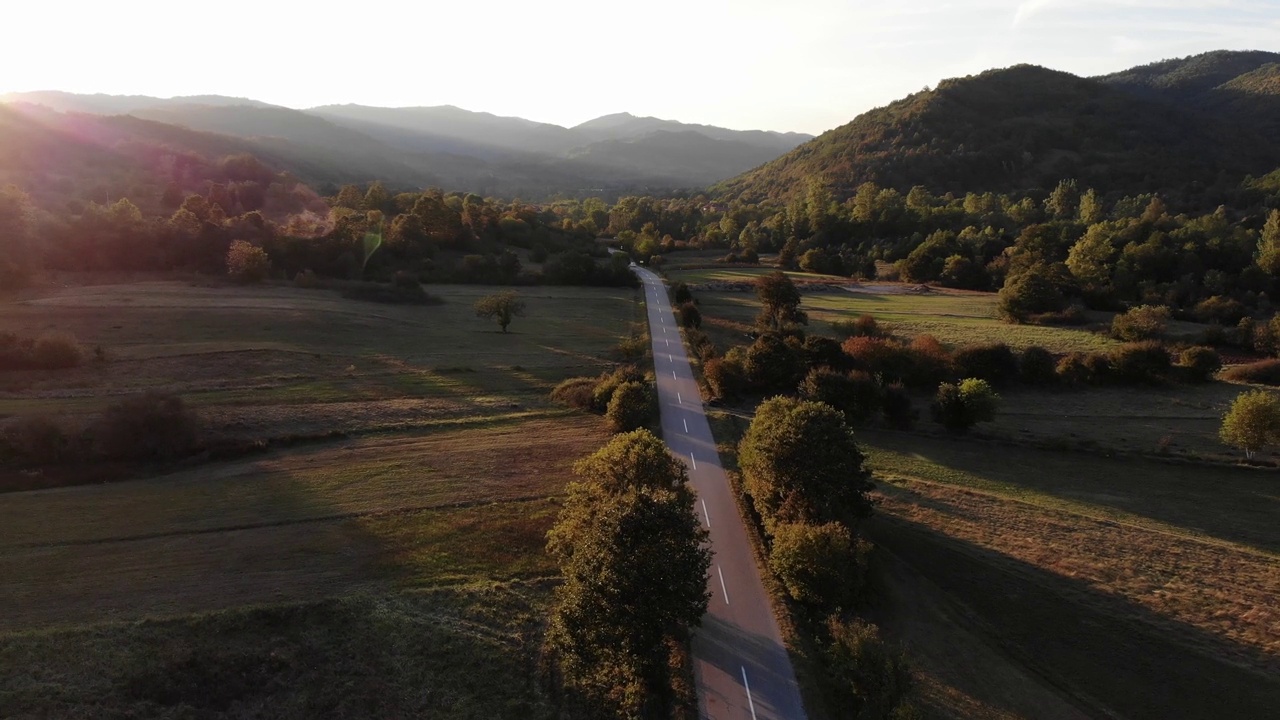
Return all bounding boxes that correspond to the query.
[739,396,874,529]
[545,429,710,716]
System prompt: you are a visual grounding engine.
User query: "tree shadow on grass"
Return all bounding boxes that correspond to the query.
[865,515,1280,720]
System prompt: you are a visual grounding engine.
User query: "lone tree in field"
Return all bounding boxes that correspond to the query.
[474,290,526,332]
[756,271,807,330]
[545,429,710,716]
[1220,390,1280,459]
[739,396,874,530]
[226,240,271,283]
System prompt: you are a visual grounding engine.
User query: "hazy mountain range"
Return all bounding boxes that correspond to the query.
[4,50,1278,208]
[714,50,1280,202]
[0,90,812,198]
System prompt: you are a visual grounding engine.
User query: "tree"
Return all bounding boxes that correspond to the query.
[997,265,1067,322]
[1258,210,1280,275]
[671,281,693,305]
[704,356,746,400]
[825,618,915,720]
[1045,179,1079,220]
[474,291,526,332]
[756,271,807,329]
[677,301,702,329]
[739,397,875,529]
[931,378,999,433]
[605,381,655,433]
[769,522,869,607]
[744,332,804,392]
[1220,390,1280,459]
[0,184,34,289]
[545,430,709,716]
[226,240,271,283]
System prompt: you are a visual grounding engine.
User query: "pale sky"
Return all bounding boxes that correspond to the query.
[3,0,1278,135]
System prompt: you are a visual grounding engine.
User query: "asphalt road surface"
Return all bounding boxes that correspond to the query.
[634,266,807,720]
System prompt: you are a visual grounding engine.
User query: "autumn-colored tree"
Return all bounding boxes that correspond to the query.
[226,240,271,283]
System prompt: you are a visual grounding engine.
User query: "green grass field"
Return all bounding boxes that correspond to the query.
[0,279,637,717]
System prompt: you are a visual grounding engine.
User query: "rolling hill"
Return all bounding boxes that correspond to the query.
[714,53,1280,203]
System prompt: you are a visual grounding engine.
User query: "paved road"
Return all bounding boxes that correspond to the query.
[634,266,807,720]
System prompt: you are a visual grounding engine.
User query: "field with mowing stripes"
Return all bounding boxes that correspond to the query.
[0,280,636,716]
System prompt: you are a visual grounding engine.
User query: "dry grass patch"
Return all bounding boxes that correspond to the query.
[874,478,1280,675]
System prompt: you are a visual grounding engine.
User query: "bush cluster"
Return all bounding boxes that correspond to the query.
[550,366,656,433]
[1,393,200,468]
[0,331,85,371]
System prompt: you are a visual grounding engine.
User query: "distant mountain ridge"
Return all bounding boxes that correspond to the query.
[714,50,1280,203]
[1,91,813,197]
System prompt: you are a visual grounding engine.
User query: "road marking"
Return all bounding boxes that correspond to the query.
[689,451,697,470]
[718,565,730,605]
[673,370,677,380]
[683,418,688,433]
[677,392,682,403]
[741,667,757,720]
[701,498,710,526]
[665,339,669,347]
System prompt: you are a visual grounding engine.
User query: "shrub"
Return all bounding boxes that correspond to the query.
[1056,351,1112,386]
[0,416,73,465]
[551,377,597,411]
[1177,346,1222,383]
[882,383,918,430]
[769,522,871,608]
[1222,359,1280,386]
[801,335,848,372]
[931,378,999,433]
[611,332,650,363]
[590,366,646,413]
[744,333,804,392]
[226,239,271,283]
[799,368,883,425]
[93,393,198,461]
[1193,296,1248,326]
[1018,346,1058,386]
[1109,341,1171,385]
[605,381,655,433]
[391,270,421,290]
[0,331,85,371]
[952,343,1018,385]
[903,335,954,388]
[341,281,438,305]
[293,269,321,289]
[704,357,746,400]
[830,314,882,339]
[29,332,84,369]
[825,618,915,720]
[676,302,702,329]
[1111,305,1171,341]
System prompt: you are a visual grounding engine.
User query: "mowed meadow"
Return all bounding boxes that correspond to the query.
[0,280,640,717]
[680,265,1280,720]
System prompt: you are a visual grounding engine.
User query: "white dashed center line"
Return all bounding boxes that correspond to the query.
[718,565,730,604]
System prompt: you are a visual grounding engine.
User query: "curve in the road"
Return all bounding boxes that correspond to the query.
[633,266,807,720]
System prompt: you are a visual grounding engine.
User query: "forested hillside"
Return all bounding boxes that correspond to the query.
[715,51,1280,205]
